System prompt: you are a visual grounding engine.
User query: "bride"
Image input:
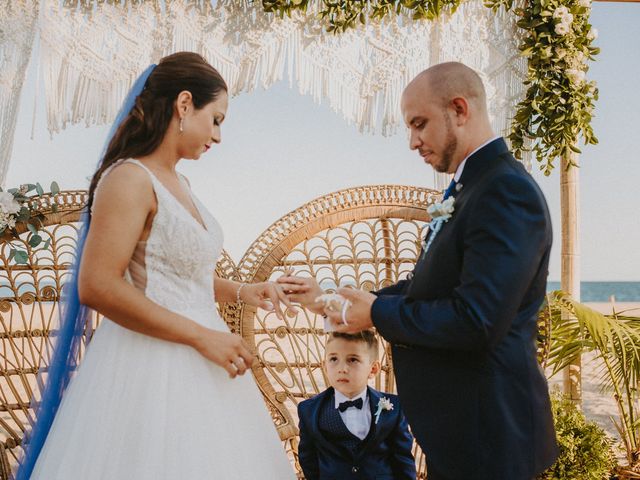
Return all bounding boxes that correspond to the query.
[19,52,295,479]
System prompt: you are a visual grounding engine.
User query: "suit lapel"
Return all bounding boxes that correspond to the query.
[357,387,391,459]
[457,137,510,188]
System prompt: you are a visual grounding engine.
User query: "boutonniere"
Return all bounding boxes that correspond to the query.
[421,197,456,256]
[374,397,394,424]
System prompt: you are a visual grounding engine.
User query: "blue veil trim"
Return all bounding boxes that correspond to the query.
[16,64,157,480]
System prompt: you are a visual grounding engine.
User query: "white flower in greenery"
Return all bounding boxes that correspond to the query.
[0,191,21,215]
[575,51,586,64]
[555,22,571,36]
[553,6,570,18]
[374,397,394,424]
[566,68,586,85]
[587,28,598,41]
[555,48,568,60]
[578,0,591,6]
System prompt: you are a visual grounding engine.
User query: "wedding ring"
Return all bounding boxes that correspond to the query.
[232,357,246,371]
[340,300,351,325]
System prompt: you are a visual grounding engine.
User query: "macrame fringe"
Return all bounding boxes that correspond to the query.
[1,0,532,186]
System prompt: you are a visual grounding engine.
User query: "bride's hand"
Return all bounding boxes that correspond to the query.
[239,282,294,321]
[192,328,254,378]
[276,275,325,315]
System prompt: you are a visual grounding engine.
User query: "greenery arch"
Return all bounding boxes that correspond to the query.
[261,0,600,174]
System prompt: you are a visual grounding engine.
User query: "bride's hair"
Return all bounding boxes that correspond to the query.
[87,52,228,212]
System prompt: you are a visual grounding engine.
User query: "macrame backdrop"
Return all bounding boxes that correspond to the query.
[1,0,528,189]
[0,0,39,185]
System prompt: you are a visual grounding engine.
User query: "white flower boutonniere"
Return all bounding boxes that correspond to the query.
[421,197,456,257]
[374,397,394,424]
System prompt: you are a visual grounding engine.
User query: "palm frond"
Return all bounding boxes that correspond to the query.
[544,291,640,460]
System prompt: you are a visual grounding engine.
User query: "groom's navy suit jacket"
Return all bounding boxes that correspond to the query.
[297,386,416,480]
[371,138,558,480]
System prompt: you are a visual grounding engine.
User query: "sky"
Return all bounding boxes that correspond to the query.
[6,3,640,281]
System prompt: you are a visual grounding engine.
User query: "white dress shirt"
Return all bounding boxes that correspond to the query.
[453,135,502,183]
[334,388,371,440]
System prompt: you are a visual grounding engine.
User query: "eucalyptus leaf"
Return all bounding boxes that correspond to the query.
[29,235,43,248]
[35,183,44,196]
[12,249,29,264]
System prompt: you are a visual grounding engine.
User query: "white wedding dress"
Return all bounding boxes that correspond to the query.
[32,159,294,479]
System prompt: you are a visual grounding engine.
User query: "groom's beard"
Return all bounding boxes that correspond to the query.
[433,112,458,174]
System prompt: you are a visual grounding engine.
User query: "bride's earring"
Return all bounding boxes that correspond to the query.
[179,118,184,133]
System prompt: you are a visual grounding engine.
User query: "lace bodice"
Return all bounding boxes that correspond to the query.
[96,159,224,318]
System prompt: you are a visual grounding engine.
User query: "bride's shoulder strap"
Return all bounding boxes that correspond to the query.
[91,159,157,214]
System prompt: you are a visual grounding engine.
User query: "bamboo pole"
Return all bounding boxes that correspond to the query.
[561,151,582,402]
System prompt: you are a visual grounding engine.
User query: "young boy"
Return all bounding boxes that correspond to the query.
[297,331,416,479]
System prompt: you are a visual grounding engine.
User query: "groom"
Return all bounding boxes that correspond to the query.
[315,62,557,479]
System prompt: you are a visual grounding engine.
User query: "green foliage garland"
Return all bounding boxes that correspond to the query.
[260,0,600,174]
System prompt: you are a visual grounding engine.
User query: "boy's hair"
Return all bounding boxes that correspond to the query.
[326,330,379,359]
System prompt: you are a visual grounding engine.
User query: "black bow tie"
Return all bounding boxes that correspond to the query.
[338,397,363,412]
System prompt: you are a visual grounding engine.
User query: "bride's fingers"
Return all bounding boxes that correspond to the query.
[240,349,254,368]
[272,296,285,320]
[224,362,238,378]
[236,341,254,368]
[231,356,248,375]
[261,288,284,320]
[274,285,296,310]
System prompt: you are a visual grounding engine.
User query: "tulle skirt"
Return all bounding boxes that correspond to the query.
[31,311,294,479]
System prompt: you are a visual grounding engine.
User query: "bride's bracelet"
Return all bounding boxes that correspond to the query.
[236,283,247,303]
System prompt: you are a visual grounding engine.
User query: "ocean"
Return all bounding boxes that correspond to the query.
[546,281,640,302]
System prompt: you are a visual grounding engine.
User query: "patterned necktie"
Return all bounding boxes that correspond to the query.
[442,178,457,200]
[338,398,363,412]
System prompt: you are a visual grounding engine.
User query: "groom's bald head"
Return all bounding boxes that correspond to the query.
[404,62,488,113]
[401,62,495,174]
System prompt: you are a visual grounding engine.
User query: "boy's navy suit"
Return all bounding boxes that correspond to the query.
[297,386,416,480]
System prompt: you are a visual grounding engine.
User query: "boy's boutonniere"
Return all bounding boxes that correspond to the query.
[421,197,456,257]
[374,397,394,424]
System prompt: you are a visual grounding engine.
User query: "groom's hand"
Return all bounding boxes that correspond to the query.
[327,288,376,333]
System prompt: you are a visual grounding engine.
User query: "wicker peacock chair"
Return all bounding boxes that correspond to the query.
[0,190,238,478]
